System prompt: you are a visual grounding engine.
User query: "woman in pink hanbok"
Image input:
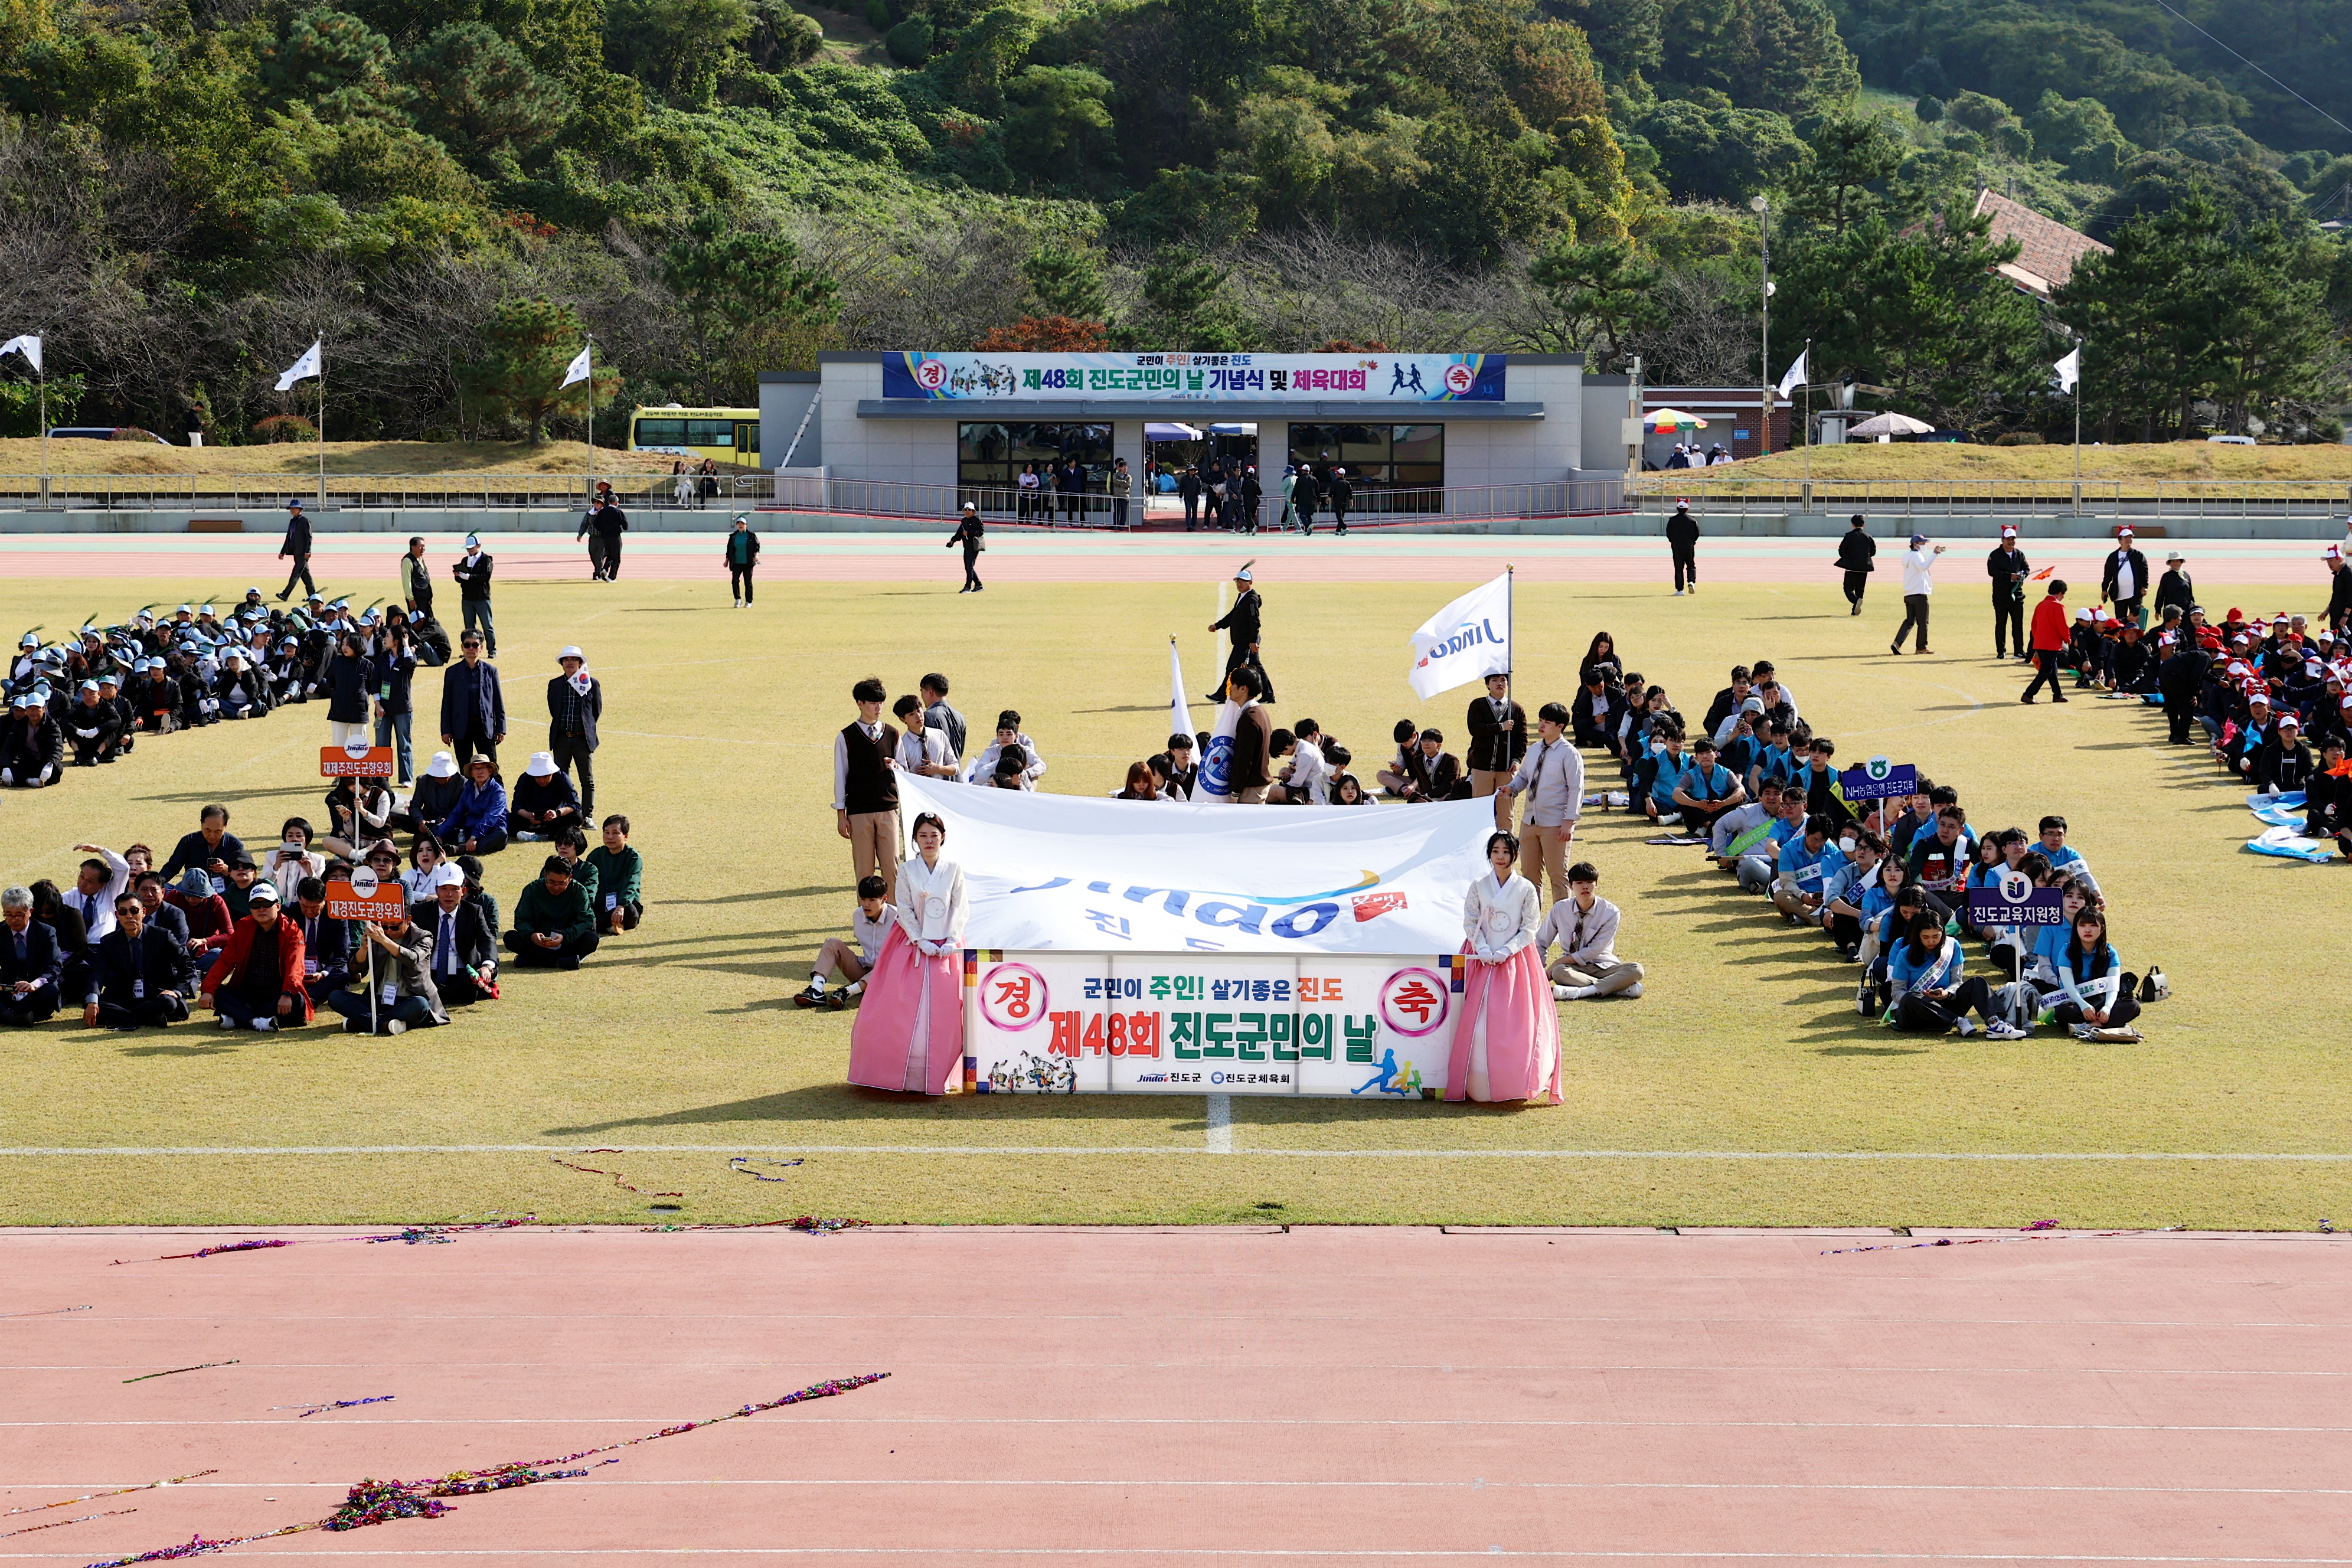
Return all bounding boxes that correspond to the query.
[1444,831,1563,1105]
[847,812,968,1094]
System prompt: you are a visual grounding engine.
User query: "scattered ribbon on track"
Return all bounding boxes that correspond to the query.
[550,1151,683,1197]
[3,1510,137,1539]
[115,1217,536,1266]
[271,1396,396,1419]
[641,1216,871,1235]
[80,1372,890,1567]
[728,1157,804,1182]
[123,1361,238,1384]
[5,1474,214,1521]
[1822,1223,2188,1256]
[0,1303,93,1319]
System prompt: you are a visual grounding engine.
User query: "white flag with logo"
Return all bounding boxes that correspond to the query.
[2053,348,2080,393]
[1193,700,1242,803]
[275,339,322,391]
[1775,347,1808,398]
[1407,571,1511,700]
[560,344,593,388]
[1169,638,1194,747]
[0,335,41,374]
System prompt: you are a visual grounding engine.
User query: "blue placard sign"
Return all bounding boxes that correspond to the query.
[1966,870,2068,928]
[1840,755,1917,802]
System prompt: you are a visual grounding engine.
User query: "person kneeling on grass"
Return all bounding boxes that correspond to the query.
[508,752,582,844]
[586,815,643,935]
[1886,913,2025,1038]
[1537,863,1644,1001]
[200,882,312,1032]
[328,907,449,1035]
[796,874,895,1010]
[504,855,599,970]
[440,755,509,855]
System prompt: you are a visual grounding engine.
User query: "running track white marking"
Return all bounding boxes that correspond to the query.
[2,1145,2347,1160]
[2,1550,2342,1562]
[1205,1094,1233,1152]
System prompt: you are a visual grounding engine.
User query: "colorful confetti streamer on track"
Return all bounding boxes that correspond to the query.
[5,1474,213,1521]
[551,1151,683,1197]
[123,1361,237,1384]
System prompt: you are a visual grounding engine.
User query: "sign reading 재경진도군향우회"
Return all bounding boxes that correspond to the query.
[882,352,1507,403]
[961,949,1462,1096]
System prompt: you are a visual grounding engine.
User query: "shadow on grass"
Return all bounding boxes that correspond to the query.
[1814,1044,1930,1057]
[115,1040,249,1057]
[664,886,837,907]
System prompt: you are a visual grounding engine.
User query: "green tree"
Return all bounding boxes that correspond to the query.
[1634,95,1804,205]
[1021,242,1107,320]
[658,213,839,403]
[884,15,931,64]
[602,0,751,106]
[1394,112,1552,264]
[1522,236,1665,367]
[1786,109,1905,235]
[1002,64,1116,180]
[455,298,621,444]
[257,8,407,122]
[1136,247,1249,351]
[1168,0,1262,104]
[403,24,566,171]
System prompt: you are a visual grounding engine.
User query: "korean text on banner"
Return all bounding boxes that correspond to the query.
[894,771,1491,955]
[883,352,1505,403]
[321,744,397,779]
[1407,571,1512,700]
[1837,756,1915,803]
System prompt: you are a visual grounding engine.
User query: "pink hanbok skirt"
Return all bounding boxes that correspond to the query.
[1443,943,1563,1104]
[846,927,963,1095]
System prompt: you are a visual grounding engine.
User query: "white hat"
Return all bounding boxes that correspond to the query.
[175,605,192,615]
[425,751,459,779]
[246,881,279,903]
[525,751,558,778]
[17,632,34,648]
[77,678,98,693]
[198,605,215,615]
[2075,607,2094,620]
[2000,526,2017,538]
[558,645,584,661]
[432,863,467,891]
[2117,525,2135,536]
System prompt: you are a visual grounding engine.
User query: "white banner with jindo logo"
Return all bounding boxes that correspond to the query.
[893,772,1493,956]
[959,950,1463,1097]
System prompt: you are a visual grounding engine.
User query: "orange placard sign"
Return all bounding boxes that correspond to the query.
[321,744,396,779]
[324,873,406,923]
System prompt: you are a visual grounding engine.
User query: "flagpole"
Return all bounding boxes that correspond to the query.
[316,337,327,515]
[2072,335,2083,519]
[1801,338,1812,492]
[37,332,48,512]
[1505,563,1514,684]
[584,335,595,511]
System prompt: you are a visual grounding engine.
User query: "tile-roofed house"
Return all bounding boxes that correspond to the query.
[1972,189,2111,298]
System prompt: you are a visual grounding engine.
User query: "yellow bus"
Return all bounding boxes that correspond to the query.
[628,405,759,466]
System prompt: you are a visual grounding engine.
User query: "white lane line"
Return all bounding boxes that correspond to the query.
[3,1549,2338,1562]
[1,1145,2348,1160]
[1206,1095,1233,1153]
[1,1479,2343,1495]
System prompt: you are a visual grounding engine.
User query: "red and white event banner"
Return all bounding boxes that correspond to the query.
[961,950,1462,1098]
[892,772,1493,956]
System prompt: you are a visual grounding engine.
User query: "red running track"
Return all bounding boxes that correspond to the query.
[2,1226,2348,1565]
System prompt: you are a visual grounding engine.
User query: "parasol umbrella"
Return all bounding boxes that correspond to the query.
[1845,411,1935,437]
[1644,409,1708,432]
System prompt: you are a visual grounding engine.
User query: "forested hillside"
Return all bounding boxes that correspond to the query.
[4,0,2351,445]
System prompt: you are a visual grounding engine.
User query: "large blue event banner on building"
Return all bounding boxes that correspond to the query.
[882,351,1507,403]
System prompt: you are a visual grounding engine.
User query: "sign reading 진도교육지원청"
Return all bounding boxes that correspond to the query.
[883,351,1508,403]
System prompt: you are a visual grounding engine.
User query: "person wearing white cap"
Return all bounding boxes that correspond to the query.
[724,515,760,606]
[1987,526,2030,659]
[409,863,495,1007]
[450,533,496,656]
[546,646,602,818]
[509,751,582,844]
[1206,561,1273,701]
[2250,711,2313,796]
[2101,526,2150,630]
[1,685,62,787]
[200,880,312,1031]
[65,678,122,765]
[1890,533,1945,655]
[398,750,465,836]
[948,502,984,593]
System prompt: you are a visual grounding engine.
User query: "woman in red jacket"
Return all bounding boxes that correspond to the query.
[2021,579,2072,705]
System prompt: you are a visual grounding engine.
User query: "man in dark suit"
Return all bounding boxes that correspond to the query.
[288,878,355,1010]
[158,806,244,881]
[1178,465,1201,530]
[547,646,603,819]
[84,893,197,1030]
[1464,672,1527,829]
[413,868,497,1005]
[1397,729,1464,803]
[439,631,505,769]
[1206,563,1275,702]
[2101,526,2152,630]
[450,534,496,656]
[0,887,66,1025]
[276,498,316,602]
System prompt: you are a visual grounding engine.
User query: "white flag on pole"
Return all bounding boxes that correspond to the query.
[1407,571,1512,700]
[2053,348,2080,393]
[0,335,41,374]
[276,339,322,391]
[1194,700,1243,803]
[1169,638,1194,747]
[560,344,593,388]
[1775,347,1808,398]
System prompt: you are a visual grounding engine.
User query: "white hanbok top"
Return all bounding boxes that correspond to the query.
[894,855,968,953]
[1462,870,1540,961]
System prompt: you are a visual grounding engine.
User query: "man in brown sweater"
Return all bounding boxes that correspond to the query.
[1226,667,1273,803]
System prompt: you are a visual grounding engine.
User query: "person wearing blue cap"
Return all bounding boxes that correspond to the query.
[276,499,316,602]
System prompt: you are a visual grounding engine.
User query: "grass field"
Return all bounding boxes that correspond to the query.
[0,557,2346,1231]
[0,437,685,476]
[1717,440,2352,483]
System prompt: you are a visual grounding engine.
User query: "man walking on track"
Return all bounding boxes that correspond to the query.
[276,499,316,602]
[1835,514,1874,615]
[1890,533,1945,655]
[2021,580,2072,704]
[1667,502,1700,594]
[948,503,985,593]
[1207,562,1274,703]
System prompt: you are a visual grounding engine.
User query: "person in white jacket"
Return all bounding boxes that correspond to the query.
[963,709,1047,786]
[847,812,971,1096]
[1445,832,1560,1104]
[1891,533,1948,655]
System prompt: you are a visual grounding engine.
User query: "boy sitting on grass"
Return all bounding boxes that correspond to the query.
[586,814,643,935]
[795,876,894,1010]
